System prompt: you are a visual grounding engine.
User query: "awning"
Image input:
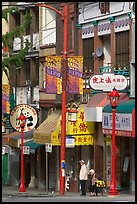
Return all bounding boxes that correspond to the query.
[84,93,129,122]
[7,129,34,148]
[24,139,44,153]
[2,131,19,146]
[102,99,135,137]
[33,110,61,144]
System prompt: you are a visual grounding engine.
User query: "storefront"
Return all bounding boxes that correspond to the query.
[102,99,135,192]
[84,92,129,179]
[2,129,41,187]
[33,106,95,191]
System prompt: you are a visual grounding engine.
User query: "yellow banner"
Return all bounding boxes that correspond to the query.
[74,135,93,145]
[51,134,94,146]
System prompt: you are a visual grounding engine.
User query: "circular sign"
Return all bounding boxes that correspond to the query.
[10,104,38,132]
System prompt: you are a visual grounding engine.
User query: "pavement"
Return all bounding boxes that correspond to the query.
[2,185,135,199]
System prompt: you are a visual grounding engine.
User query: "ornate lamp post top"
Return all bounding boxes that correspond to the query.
[108,87,120,108]
[18,114,26,129]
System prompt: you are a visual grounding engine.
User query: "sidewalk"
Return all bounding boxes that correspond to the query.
[2,185,135,198]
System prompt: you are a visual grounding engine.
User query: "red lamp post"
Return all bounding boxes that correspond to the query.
[36,3,68,195]
[108,87,120,196]
[19,113,26,193]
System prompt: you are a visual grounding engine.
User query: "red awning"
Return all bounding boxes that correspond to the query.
[84,93,129,122]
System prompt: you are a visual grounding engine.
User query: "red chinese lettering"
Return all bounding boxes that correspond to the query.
[99,78,104,83]
[105,77,112,83]
[83,137,87,142]
[93,77,99,84]
[117,78,120,82]
[72,127,78,133]
[78,137,83,142]
[79,111,84,121]
[79,122,87,132]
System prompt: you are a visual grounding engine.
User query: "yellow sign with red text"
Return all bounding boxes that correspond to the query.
[51,106,94,146]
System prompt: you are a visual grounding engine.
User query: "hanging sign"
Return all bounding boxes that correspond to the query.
[23,146,30,154]
[10,104,38,132]
[45,143,52,153]
[89,73,127,92]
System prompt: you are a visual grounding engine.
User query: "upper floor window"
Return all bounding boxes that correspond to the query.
[83,38,94,74]
[115,30,129,68]
[99,2,110,14]
[41,6,56,45]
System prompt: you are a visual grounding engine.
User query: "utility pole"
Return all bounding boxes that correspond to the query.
[36,3,68,195]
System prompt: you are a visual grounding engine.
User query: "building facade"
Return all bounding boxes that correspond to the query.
[78,2,135,192]
[3,2,135,194]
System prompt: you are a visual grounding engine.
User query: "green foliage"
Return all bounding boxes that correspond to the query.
[2,7,19,22]
[2,7,32,79]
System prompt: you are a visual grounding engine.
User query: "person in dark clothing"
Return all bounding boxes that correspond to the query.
[87,169,98,197]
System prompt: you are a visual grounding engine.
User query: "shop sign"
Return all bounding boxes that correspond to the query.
[51,134,94,146]
[66,136,75,148]
[102,112,132,131]
[102,129,132,137]
[67,106,94,135]
[10,104,38,133]
[89,73,127,91]
[45,143,52,153]
[23,146,30,154]
[16,87,27,105]
[73,135,93,145]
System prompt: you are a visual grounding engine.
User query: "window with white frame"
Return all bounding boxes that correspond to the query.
[42,7,56,45]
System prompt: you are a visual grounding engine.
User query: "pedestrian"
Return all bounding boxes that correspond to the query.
[79,160,88,196]
[88,169,98,197]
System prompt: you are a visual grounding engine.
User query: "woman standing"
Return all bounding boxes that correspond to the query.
[88,169,98,196]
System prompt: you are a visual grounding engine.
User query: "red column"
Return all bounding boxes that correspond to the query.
[108,108,118,196]
[19,127,26,192]
[60,4,68,196]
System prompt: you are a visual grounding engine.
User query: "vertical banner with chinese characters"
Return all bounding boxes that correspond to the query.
[45,56,62,94]
[2,85,10,114]
[67,56,83,94]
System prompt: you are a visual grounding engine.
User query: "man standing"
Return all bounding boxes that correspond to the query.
[79,160,88,196]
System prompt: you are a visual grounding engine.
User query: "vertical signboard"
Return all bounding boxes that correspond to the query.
[45,56,62,94]
[67,56,83,94]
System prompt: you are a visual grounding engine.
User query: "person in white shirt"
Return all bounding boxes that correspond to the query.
[79,160,88,196]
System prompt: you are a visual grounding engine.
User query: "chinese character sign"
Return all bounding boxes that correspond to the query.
[67,56,83,94]
[102,112,132,131]
[89,74,127,91]
[66,106,94,135]
[2,85,10,114]
[45,56,62,94]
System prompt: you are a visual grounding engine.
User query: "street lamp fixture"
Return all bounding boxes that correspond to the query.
[67,103,78,122]
[107,87,120,196]
[18,113,26,193]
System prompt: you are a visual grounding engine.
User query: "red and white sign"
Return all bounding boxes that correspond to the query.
[10,104,38,132]
[89,74,127,91]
